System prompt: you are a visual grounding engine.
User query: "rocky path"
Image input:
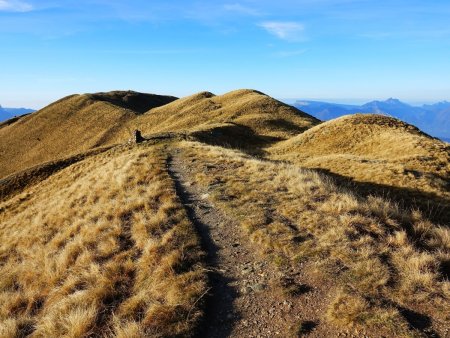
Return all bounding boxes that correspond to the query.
[167,148,321,338]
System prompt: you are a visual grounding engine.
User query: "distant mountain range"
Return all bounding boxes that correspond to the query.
[293,98,450,141]
[0,105,35,122]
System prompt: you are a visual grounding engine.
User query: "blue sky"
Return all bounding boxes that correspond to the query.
[1,0,450,108]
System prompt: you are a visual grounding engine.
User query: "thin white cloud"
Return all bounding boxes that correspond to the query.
[223,3,261,16]
[259,21,305,41]
[0,0,33,12]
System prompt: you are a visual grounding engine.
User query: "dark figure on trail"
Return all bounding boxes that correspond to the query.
[134,129,145,143]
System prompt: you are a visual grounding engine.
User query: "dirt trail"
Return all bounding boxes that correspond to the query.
[168,148,322,338]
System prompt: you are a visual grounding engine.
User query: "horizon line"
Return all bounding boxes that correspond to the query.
[2,93,450,110]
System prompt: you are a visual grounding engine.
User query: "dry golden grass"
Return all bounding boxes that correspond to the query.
[177,141,449,336]
[0,142,206,337]
[270,114,450,224]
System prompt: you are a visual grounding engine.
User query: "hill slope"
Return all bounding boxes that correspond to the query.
[0,91,178,178]
[0,90,318,178]
[1,139,448,337]
[270,114,450,224]
[0,142,206,337]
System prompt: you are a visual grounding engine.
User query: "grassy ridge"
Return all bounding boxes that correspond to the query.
[129,89,318,140]
[0,89,318,178]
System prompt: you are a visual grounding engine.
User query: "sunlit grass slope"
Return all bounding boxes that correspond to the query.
[0,91,177,178]
[270,114,450,224]
[178,141,449,337]
[0,143,206,337]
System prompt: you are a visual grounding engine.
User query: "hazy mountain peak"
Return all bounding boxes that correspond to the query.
[385,97,402,104]
[364,98,409,107]
[422,101,450,111]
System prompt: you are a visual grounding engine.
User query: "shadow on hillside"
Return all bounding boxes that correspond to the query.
[88,91,178,114]
[190,123,282,157]
[312,168,450,227]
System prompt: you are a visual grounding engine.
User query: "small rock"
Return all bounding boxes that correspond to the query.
[251,283,266,292]
[200,193,210,200]
[240,286,252,294]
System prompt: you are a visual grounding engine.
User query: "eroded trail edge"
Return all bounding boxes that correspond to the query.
[167,148,313,338]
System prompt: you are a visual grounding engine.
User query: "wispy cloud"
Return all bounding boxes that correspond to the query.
[259,21,305,41]
[0,0,33,12]
[223,3,261,16]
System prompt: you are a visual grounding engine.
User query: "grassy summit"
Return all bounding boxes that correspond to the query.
[270,114,450,224]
